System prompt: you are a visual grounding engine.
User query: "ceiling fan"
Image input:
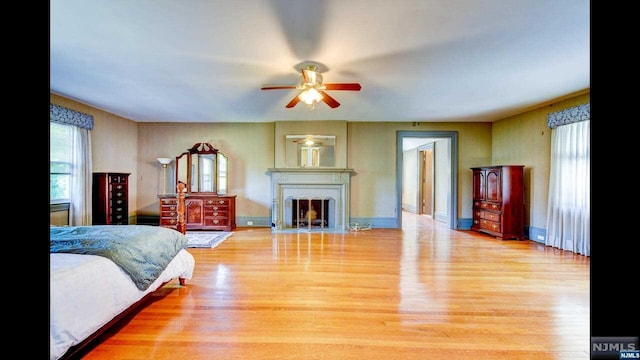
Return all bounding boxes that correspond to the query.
[261,64,361,110]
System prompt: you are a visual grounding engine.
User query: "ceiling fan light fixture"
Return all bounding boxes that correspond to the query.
[261,63,360,109]
[298,88,323,110]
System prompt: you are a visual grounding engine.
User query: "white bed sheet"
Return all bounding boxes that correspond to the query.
[50,249,195,360]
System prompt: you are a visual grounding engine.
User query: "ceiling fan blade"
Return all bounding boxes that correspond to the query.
[261,85,297,90]
[285,95,301,108]
[324,83,361,91]
[319,91,340,108]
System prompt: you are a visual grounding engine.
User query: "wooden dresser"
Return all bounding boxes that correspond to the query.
[471,165,524,240]
[92,172,130,225]
[159,194,236,231]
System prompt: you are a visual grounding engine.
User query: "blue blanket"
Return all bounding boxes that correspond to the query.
[50,225,188,291]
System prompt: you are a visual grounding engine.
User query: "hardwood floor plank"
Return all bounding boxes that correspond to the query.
[77,213,590,359]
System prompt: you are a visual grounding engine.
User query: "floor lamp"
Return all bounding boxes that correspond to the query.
[157,157,173,195]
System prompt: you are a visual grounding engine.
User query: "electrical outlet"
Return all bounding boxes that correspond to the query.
[247,221,253,226]
[537,235,544,241]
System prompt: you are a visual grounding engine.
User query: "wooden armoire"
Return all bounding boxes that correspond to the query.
[471,165,524,240]
[92,172,130,225]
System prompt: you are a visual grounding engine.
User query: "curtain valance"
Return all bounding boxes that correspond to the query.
[547,102,589,129]
[50,104,94,130]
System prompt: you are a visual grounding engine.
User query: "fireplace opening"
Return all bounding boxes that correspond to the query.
[291,199,331,230]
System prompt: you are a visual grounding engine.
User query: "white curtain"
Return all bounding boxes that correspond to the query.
[545,120,590,256]
[68,126,93,226]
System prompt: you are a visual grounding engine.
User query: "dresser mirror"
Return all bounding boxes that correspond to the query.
[285,135,335,167]
[175,143,227,194]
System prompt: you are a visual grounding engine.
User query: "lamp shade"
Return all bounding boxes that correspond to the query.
[157,157,172,165]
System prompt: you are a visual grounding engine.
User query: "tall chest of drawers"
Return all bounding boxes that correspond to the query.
[92,172,130,225]
[159,194,236,231]
[471,165,524,240]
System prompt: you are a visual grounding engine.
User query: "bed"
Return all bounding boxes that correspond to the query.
[50,186,193,360]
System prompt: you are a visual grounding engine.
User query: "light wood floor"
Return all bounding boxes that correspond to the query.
[80,213,590,359]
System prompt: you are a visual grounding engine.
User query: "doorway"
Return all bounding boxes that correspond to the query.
[396,131,458,230]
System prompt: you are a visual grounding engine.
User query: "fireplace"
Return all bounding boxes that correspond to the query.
[268,168,354,233]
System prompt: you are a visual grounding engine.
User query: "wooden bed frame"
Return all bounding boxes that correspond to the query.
[60,288,167,359]
[58,183,188,359]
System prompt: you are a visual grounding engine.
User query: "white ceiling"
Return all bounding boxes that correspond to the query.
[50,0,590,123]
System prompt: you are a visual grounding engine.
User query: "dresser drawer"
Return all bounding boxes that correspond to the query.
[161,202,178,211]
[112,197,126,207]
[204,198,231,206]
[111,190,128,201]
[111,213,127,223]
[161,209,178,218]
[204,200,229,213]
[474,210,500,221]
[480,211,500,222]
[479,218,501,232]
[109,175,129,184]
[160,218,178,226]
[204,207,228,217]
[474,201,501,211]
[111,182,127,191]
[204,218,229,227]
[112,202,127,215]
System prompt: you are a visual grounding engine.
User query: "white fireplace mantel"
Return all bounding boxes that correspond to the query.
[267,168,355,233]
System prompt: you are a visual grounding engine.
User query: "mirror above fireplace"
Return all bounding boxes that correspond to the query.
[285,135,336,168]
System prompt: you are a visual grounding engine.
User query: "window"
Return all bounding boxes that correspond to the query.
[50,122,72,203]
[545,103,590,256]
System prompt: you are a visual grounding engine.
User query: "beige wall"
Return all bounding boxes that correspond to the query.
[135,122,275,217]
[51,91,589,234]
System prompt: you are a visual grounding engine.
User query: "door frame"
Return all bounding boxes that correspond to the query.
[396,131,458,229]
[418,144,434,216]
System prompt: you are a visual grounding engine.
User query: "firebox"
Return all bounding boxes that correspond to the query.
[291,199,331,230]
